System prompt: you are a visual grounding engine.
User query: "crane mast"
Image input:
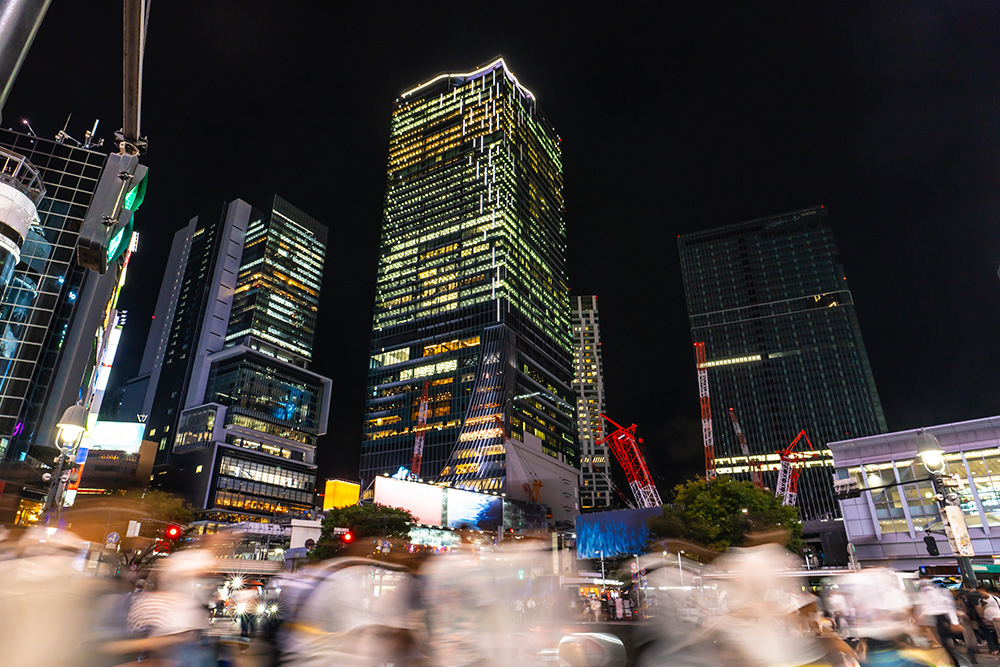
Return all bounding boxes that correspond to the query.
[597,414,662,508]
[694,342,716,479]
[410,380,430,478]
[728,407,764,489]
[775,430,815,506]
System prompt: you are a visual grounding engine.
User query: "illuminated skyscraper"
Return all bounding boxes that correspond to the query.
[572,296,611,510]
[123,195,330,522]
[362,59,578,507]
[678,206,887,524]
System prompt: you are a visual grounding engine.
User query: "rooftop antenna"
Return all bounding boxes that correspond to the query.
[83,118,102,149]
[54,113,81,146]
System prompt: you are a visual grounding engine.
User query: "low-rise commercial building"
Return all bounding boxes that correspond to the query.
[830,417,1000,574]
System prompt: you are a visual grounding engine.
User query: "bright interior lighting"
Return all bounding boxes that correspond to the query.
[920,450,945,472]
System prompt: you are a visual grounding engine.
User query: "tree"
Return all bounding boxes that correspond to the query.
[647,476,802,555]
[310,503,415,560]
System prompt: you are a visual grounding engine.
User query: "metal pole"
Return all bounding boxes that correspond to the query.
[678,551,684,587]
[931,470,977,588]
[599,550,606,596]
[0,0,51,121]
[44,447,66,515]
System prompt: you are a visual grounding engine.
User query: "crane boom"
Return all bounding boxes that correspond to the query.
[410,380,430,478]
[728,407,764,489]
[694,342,716,479]
[597,414,662,508]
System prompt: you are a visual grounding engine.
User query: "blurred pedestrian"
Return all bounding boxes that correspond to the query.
[976,585,1000,654]
[916,581,962,666]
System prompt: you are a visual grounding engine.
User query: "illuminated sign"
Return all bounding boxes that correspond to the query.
[83,420,147,454]
[323,479,361,510]
[373,476,443,526]
[444,487,502,530]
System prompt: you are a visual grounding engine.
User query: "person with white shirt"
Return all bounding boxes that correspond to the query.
[977,586,1000,654]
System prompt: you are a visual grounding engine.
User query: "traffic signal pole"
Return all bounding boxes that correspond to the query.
[836,472,977,587]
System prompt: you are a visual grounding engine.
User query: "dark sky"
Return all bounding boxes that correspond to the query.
[7,3,1000,493]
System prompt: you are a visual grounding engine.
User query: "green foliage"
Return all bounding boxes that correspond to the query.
[120,489,194,525]
[648,476,802,555]
[310,503,415,560]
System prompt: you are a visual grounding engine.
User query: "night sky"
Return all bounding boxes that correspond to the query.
[7,3,1000,493]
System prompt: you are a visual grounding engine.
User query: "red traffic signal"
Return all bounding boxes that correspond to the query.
[341,531,354,543]
[164,525,182,540]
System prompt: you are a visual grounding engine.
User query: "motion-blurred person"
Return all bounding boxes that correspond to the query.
[977,585,1000,654]
[119,548,217,666]
[954,588,982,665]
[278,554,417,667]
[841,568,931,666]
[712,531,827,667]
[419,533,500,667]
[915,581,962,666]
[0,527,102,667]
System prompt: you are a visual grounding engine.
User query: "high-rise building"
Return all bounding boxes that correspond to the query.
[572,295,611,510]
[362,59,578,508]
[122,195,330,522]
[678,206,887,524]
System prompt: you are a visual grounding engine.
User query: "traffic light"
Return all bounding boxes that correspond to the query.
[923,534,940,556]
[164,524,182,541]
[77,152,148,274]
[341,531,354,544]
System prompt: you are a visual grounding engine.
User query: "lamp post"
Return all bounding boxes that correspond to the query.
[43,403,87,524]
[916,428,977,588]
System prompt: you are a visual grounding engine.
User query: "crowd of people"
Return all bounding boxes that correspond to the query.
[2,524,999,666]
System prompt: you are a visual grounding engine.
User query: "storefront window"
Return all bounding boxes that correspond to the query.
[863,464,908,534]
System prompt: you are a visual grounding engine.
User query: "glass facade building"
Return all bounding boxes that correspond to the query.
[226,195,326,361]
[0,129,106,462]
[678,206,887,523]
[831,417,1000,571]
[361,59,576,493]
[125,194,330,521]
[572,295,610,510]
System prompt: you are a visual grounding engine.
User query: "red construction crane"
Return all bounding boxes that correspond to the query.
[410,380,430,478]
[694,342,716,479]
[775,430,816,507]
[728,407,764,489]
[597,415,662,508]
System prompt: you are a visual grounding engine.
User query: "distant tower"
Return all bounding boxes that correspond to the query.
[572,295,610,509]
[678,206,887,524]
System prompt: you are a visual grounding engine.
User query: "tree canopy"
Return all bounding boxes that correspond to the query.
[648,476,802,555]
[310,503,415,560]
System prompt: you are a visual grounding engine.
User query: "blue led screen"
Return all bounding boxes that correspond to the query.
[575,507,663,559]
[445,487,503,531]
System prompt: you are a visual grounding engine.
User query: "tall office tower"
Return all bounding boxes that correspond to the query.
[572,295,611,510]
[122,195,331,523]
[678,206,887,524]
[362,59,578,509]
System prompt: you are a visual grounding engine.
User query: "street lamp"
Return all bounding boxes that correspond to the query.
[44,404,87,523]
[916,427,977,588]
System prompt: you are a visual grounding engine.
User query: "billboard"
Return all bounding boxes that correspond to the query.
[444,487,503,530]
[323,479,361,510]
[575,507,663,559]
[373,476,443,526]
[83,420,147,454]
